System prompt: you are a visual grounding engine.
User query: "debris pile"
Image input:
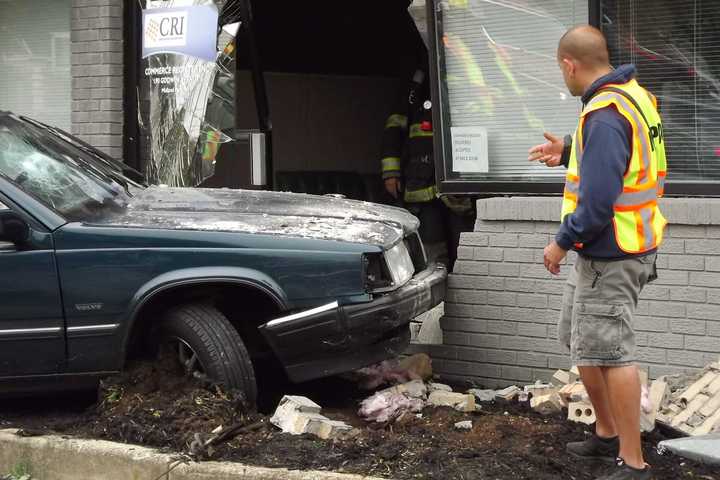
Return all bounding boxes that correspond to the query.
[656,360,720,436]
[270,395,354,440]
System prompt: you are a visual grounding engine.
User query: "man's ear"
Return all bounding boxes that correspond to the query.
[562,57,576,77]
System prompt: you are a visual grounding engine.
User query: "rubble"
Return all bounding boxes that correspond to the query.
[558,382,588,405]
[358,385,426,423]
[429,383,452,393]
[494,385,522,402]
[270,395,352,439]
[427,390,476,412]
[553,368,578,385]
[568,401,596,425]
[468,389,496,403]
[454,420,473,430]
[354,354,433,390]
[530,392,564,415]
[399,353,433,381]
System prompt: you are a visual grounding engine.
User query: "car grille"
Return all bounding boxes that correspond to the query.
[404,232,427,272]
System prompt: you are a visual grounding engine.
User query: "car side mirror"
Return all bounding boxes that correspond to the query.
[0,211,30,245]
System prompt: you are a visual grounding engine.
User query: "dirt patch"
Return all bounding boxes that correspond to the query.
[0,362,717,480]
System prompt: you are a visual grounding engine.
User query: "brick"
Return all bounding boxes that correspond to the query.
[534,279,567,295]
[503,307,558,324]
[635,332,648,346]
[517,352,548,368]
[504,221,536,233]
[653,270,689,286]
[636,300,650,316]
[97,5,122,17]
[657,239,684,254]
[90,87,123,100]
[706,257,720,272]
[709,226,720,238]
[447,275,481,290]
[516,293,548,309]
[73,6,100,18]
[687,303,720,320]
[636,347,666,364]
[519,234,549,248]
[98,28,123,40]
[535,222,561,234]
[647,333,683,349]
[453,261,489,276]
[486,350,518,365]
[71,111,91,123]
[90,111,122,123]
[489,263,520,277]
[548,355,570,370]
[473,305,504,320]
[686,239,720,255]
[531,369,556,384]
[669,287,706,303]
[475,277,506,291]
[487,292,517,307]
[690,272,720,288]
[667,255,705,271]
[669,318,706,336]
[518,323,548,338]
[456,246,474,260]
[685,336,720,352]
[654,255,669,269]
[508,248,536,263]
[72,88,92,100]
[72,99,100,111]
[667,225,707,238]
[668,349,710,367]
[455,346,487,363]
[648,301,685,318]
[72,52,103,65]
[460,232,489,246]
[427,345,459,360]
[473,247,503,262]
[634,316,668,333]
[446,289,487,305]
[501,366,533,382]
[548,324,559,339]
[709,321,720,337]
[649,365,696,378]
[708,289,720,304]
[443,332,471,346]
[489,233,518,247]
[485,320,517,335]
[522,264,556,279]
[443,303,475,318]
[440,317,487,333]
[504,278,537,293]
[71,29,99,42]
[639,285,670,301]
[474,220,504,233]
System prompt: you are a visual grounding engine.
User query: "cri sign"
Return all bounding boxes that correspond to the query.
[142,6,218,62]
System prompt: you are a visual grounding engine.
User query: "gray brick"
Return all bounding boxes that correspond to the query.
[535,222,561,234]
[460,232,489,246]
[517,293,548,309]
[443,332,470,346]
[72,88,92,100]
[655,255,669,269]
[667,225,707,238]
[522,264,556,279]
[634,316,668,333]
[97,5,122,17]
[474,220,504,233]
[440,317,487,333]
[706,256,720,272]
[709,226,720,238]
[503,307,558,324]
[636,347,666,364]
[446,289,487,305]
[668,349,710,367]
[649,365,696,378]
[71,29,99,42]
[71,111,91,123]
[487,320,518,335]
[669,287,706,303]
[635,332,648,346]
[636,300,650,316]
[487,292,517,307]
[519,234,549,248]
[517,352,548,368]
[447,274,481,290]
[639,285,670,301]
[489,233,518,247]
[72,52,103,65]
[73,6,100,18]
[653,270,689,286]
[504,278,537,293]
[473,247,503,262]
[100,51,122,65]
[453,261,489,276]
[457,246,474,260]
[534,279,567,295]
[72,99,100,111]
[443,303,475,318]
[685,336,720,352]
[473,305,504,320]
[426,345,459,360]
[548,324,559,339]
[667,255,705,271]
[690,272,720,288]
[548,354,570,370]
[687,303,720,320]
[509,248,536,263]
[90,87,123,100]
[486,350,518,365]
[527,338,564,354]
[500,335,531,351]
[455,346,487,363]
[531,369,555,384]
[686,239,720,255]
[98,28,123,40]
[501,366,533,382]
[90,111,122,123]
[658,239,684,254]
[708,321,720,337]
[647,332,683,349]
[517,323,548,338]
[489,263,520,277]
[504,221,536,233]
[669,318,706,336]
[708,289,720,304]
[475,277,506,291]
[648,301,685,318]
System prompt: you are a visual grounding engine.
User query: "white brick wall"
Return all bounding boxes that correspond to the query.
[70,0,124,159]
[427,197,720,388]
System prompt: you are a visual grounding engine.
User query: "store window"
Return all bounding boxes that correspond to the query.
[601,0,720,183]
[434,0,588,186]
[0,0,71,130]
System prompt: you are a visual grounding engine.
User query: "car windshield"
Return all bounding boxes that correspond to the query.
[0,114,141,222]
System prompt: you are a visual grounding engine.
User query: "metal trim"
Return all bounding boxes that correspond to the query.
[0,327,62,336]
[265,301,339,328]
[67,324,120,333]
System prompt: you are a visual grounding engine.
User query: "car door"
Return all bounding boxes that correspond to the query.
[0,198,66,377]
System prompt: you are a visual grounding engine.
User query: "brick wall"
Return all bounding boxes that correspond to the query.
[70,0,124,159]
[426,197,720,388]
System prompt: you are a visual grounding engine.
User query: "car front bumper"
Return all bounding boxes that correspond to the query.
[259,263,447,383]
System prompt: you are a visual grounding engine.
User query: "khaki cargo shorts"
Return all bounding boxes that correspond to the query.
[558,253,657,367]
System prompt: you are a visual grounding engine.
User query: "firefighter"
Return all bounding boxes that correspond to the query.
[380,68,475,271]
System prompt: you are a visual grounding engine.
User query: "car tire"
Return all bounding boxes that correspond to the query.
[158,303,257,407]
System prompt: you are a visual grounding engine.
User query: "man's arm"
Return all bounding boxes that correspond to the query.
[555,108,631,250]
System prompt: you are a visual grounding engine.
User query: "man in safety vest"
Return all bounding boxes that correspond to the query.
[529,26,665,480]
[381,68,474,270]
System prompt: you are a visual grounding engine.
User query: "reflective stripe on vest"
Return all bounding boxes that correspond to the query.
[404,185,438,203]
[409,123,434,138]
[560,79,668,254]
[381,156,401,173]
[385,114,408,130]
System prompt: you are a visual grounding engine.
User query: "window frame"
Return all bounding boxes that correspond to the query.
[428,0,718,197]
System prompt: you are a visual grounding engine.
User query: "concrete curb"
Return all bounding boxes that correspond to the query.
[0,429,385,480]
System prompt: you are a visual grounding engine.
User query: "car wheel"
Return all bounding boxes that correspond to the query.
[158,303,257,407]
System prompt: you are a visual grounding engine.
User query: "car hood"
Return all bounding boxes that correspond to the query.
[91,187,420,248]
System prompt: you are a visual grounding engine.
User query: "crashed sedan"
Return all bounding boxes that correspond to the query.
[0,112,446,405]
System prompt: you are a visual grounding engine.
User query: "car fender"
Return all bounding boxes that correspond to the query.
[120,266,289,355]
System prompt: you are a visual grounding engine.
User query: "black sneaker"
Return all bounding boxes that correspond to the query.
[596,458,651,480]
[567,434,619,462]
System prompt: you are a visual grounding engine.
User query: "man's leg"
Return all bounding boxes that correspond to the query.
[578,366,618,439]
[603,365,644,469]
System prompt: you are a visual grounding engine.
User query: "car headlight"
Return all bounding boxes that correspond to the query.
[363,242,416,293]
[383,241,415,288]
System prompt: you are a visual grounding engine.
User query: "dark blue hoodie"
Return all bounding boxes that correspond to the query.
[555,64,647,259]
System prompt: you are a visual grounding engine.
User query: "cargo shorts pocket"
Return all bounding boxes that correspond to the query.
[574,303,626,360]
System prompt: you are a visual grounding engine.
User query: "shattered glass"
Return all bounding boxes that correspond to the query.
[139,0,238,187]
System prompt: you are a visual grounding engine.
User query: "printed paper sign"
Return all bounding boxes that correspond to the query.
[142,5,218,62]
[451,126,489,173]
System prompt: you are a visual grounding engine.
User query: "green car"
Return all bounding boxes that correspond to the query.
[0,112,446,405]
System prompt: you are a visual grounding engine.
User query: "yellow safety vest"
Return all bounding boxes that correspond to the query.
[561,79,668,254]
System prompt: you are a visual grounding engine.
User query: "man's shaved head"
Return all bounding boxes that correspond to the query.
[558,25,610,68]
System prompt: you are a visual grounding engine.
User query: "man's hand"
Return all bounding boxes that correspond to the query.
[384,177,402,199]
[529,132,564,167]
[543,241,567,275]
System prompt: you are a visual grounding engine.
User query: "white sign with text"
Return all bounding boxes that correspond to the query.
[451,126,488,173]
